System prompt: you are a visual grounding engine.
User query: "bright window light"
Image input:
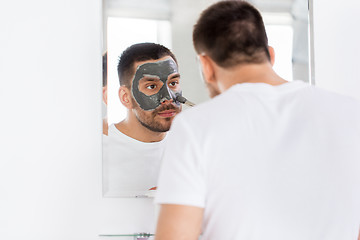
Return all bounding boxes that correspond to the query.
[262,12,294,81]
[266,24,293,81]
[106,17,171,125]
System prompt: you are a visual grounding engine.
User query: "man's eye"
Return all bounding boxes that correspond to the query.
[146,85,156,90]
[169,81,178,87]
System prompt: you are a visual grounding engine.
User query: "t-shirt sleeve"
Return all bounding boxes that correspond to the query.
[154,114,206,208]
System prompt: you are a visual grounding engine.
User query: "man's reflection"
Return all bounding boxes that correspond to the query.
[103,43,182,197]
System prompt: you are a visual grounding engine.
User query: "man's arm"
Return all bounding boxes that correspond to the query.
[155,204,204,240]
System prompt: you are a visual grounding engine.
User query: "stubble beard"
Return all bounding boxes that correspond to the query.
[131,97,180,133]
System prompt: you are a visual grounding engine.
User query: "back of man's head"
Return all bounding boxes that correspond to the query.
[193,0,270,68]
[117,42,177,88]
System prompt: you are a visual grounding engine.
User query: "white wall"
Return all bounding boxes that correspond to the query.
[313,0,360,100]
[0,0,103,239]
[0,1,162,239]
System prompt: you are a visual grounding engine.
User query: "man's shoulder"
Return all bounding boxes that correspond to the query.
[104,124,167,164]
[308,85,360,112]
[171,92,234,133]
[177,93,227,117]
[106,123,166,148]
[106,124,139,147]
[174,83,360,128]
[107,124,127,141]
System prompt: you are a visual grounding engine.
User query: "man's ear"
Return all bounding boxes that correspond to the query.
[102,86,108,105]
[118,86,133,110]
[198,54,216,83]
[268,46,275,66]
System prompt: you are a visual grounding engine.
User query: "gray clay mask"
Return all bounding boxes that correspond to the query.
[131,59,182,111]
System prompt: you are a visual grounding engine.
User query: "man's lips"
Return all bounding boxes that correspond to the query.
[157,109,177,118]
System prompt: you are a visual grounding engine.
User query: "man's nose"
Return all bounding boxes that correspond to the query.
[159,85,175,103]
[160,98,173,105]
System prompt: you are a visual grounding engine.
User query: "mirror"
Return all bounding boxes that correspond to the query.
[102,0,313,198]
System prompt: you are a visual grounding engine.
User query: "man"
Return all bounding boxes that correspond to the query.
[155,1,360,239]
[103,43,182,197]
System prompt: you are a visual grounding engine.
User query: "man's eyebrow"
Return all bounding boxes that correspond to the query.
[169,73,180,79]
[141,74,161,81]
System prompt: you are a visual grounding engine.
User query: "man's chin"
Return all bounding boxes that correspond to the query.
[154,117,173,131]
[138,118,172,133]
[146,125,171,133]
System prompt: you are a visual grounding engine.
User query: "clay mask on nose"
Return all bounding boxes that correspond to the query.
[131,59,182,111]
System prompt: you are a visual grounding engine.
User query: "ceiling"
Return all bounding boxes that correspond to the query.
[105,0,297,19]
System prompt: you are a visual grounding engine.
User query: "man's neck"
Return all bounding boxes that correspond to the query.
[114,117,166,143]
[217,62,288,92]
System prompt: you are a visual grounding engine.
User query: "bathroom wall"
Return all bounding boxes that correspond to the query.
[313,0,360,100]
[0,0,103,239]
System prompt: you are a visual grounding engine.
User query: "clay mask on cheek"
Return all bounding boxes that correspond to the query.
[131,59,182,111]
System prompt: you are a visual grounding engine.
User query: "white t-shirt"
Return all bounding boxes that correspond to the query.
[155,81,360,240]
[103,124,166,197]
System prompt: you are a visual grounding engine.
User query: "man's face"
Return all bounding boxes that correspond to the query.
[130,56,182,132]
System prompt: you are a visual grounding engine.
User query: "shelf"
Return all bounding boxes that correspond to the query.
[99,233,154,239]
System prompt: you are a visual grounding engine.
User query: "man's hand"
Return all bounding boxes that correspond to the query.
[155,204,204,240]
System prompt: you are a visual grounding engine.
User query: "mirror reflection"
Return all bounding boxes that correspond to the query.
[103,44,183,198]
[102,0,311,198]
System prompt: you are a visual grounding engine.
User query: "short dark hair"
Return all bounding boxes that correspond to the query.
[117,42,177,88]
[193,0,270,68]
